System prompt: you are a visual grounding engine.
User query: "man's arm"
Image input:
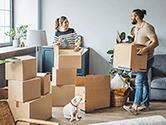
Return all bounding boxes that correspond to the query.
[145,36,159,51]
[137,35,159,55]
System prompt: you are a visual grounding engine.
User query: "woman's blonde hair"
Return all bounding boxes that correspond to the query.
[55,16,67,30]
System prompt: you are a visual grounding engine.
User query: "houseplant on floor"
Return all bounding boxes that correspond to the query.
[4,25,28,47]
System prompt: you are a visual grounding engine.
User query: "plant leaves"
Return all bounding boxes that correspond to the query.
[120,32,126,41]
[107,50,114,54]
[116,38,120,44]
[127,36,134,43]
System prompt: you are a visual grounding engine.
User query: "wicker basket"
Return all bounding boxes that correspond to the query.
[0,100,15,125]
[111,94,128,107]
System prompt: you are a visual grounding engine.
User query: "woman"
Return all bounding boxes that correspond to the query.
[53,16,81,51]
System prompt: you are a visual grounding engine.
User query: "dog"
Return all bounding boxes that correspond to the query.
[63,96,85,122]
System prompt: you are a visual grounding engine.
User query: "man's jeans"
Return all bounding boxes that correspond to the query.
[134,57,154,106]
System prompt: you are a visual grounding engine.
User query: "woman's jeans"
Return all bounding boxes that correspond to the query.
[133,57,154,107]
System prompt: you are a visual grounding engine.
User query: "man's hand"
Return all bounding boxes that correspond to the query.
[131,41,136,45]
[137,47,147,55]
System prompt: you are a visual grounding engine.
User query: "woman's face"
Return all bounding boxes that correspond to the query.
[61,19,69,30]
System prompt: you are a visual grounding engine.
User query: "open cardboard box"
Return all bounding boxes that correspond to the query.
[8,78,41,103]
[53,44,88,69]
[75,74,110,113]
[52,67,76,85]
[37,73,50,95]
[5,55,37,81]
[113,43,148,72]
[51,83,75,106]
[8,93,52,125]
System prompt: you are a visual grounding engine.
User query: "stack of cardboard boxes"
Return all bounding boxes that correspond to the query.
[51,45,87,106]
[5,55,52,125]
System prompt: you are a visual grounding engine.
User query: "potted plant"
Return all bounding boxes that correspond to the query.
[4,25,28,47]
[107,31,134,82]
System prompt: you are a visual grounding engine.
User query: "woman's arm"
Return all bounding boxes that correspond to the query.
[74,41,82,52]
[53,31,62,45]
[73,30,81,51]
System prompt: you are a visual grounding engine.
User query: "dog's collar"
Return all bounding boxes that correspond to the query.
[70,102,76,107]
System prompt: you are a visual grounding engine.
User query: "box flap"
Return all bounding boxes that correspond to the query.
[37,73,47,77]
[59,50,82,56]
[81,48,88,55]
[14,55,36,60]
[76,77,85,86]
[86,74,94,77]
[53,44,75,49]
[5,55,36,62]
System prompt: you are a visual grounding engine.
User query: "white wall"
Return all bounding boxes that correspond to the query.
[14,0,166,75]
[14,0,37,29]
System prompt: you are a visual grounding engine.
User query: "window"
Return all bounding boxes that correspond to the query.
[0,0,13,46]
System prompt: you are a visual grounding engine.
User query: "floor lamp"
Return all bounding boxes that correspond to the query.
[26,30,48,72]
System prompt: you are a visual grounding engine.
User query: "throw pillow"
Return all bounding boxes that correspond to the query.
[111,73,128,90]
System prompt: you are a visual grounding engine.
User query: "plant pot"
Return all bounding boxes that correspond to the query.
[13,40,20,47]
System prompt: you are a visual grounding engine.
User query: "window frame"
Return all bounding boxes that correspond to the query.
[0,0,13,47]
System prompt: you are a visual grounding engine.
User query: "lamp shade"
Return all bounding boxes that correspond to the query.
[25,30,48,46]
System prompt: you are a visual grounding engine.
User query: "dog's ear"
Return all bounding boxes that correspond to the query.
[73,99,77,103]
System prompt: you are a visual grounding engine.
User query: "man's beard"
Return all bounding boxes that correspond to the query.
[132,18,137,25]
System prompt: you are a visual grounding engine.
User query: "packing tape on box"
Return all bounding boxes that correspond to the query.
[118,66,132,70]
[80,106,110,113]
[139,69,147,71]
[118,66,147,71]
[16,101,19,108]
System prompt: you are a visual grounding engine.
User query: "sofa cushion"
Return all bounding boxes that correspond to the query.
[150,89,166,100]
[151,77,166,89]
[152,54,166,77]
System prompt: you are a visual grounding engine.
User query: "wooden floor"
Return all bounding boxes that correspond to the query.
[48,100,166,125]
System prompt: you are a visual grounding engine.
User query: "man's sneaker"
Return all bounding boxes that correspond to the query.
[123,105,138,115]
[138,105,150,111]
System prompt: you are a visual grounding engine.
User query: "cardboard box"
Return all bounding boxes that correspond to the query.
[37,73,50,95]
[52,84,75,106]
[113,43,148,72]
[75,74,110,113]
[8,93,52,125]
[52,67,76,85]
[53,44,88,69]
[5,55,37,81]
[8,78,41,102]
[0,87,8,99]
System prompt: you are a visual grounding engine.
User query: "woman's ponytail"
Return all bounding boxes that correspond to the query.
[55,18,60,30]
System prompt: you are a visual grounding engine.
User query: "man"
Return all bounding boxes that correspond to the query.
[123,9,159,115]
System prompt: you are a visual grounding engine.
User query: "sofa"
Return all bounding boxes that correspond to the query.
[148,54,166,100]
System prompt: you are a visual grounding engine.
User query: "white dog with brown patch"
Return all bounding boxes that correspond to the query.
[63,96,85,122]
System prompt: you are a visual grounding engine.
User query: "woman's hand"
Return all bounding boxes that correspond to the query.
[74,46,80,52]
[55,38,62,45]
[74,41,82,52]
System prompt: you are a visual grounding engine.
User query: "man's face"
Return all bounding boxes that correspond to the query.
[131,12,137,25]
